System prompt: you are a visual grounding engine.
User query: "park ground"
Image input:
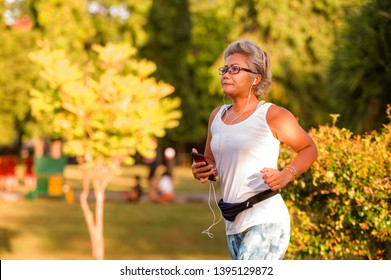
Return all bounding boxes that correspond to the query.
[0,164,230,260]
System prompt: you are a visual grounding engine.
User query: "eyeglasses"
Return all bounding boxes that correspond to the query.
[218,65,257,75]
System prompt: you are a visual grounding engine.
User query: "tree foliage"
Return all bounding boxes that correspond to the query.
[29,42,181,259]
[207,0,365,130]
[0,0,152,149]
[83,0,152,47]
[281,106,391,259]
[186,0,236,144]
[328,0,391,133]
[30,0,94,51]
[1,0,390,260]
[177,0,368,149]
[2,0,387,150]
[29,41,181,165]
[141,0,192,146]
[0,4,38,148]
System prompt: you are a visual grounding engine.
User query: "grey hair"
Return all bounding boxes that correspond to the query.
[223,39,272,97]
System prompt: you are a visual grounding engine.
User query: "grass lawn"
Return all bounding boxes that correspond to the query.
[63,164,210,194]
[0,164,230,260]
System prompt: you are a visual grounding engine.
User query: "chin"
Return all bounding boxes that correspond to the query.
[222,89,232,95]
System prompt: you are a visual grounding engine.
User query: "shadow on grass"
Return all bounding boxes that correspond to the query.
[0,227,18,253]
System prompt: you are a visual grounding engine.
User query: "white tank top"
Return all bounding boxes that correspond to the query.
[210,102,290,234]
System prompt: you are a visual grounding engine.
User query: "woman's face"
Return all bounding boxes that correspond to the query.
[220,53,254,98]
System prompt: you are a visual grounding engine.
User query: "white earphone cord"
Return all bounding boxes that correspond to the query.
[201,181,223,238]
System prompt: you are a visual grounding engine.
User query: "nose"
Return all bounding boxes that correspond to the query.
[221,73,229,80]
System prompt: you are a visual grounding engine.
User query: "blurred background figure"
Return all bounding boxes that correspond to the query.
[149,169,174,204]
[4,155,18,192]
[144,138,160,194]
[163,147,176,177]
[21,149,36,193]
[125,175,143,202]
[0,156,5,190]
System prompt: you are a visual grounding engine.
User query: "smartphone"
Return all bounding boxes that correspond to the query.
[191,152,216,181]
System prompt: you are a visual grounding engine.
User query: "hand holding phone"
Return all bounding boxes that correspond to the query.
[191,152,216,181]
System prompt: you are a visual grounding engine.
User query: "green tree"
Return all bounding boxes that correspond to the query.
[328,0,391,133]
[29,42,181,259]
[83,0,152,48]
[0,22,37,149]
[179,0,366,148]
[29,0,95,51]
[209,0,365,129]
[0,0,94,150]
[186,0,235,145]
[0,0,153,151]
[141,0,192,147]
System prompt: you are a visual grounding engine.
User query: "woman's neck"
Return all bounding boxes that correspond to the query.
[230,96,259,113]
[222,96,260,124]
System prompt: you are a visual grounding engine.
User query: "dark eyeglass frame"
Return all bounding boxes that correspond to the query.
[218,65,257,75]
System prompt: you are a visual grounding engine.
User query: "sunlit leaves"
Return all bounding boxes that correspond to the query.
[33,0,95,51]
[281,107,391,259]
[30,46,84,88]
[29,42,181,167]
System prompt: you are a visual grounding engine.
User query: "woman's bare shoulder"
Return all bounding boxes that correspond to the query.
[209,105,224,120]
[267,104,296,122]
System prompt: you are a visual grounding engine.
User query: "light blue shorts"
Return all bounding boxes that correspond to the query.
[227,223,290,260]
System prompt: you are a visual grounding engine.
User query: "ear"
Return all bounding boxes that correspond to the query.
[252,75,262,85]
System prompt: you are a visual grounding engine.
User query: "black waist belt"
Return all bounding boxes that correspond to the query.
[218,189,279,222]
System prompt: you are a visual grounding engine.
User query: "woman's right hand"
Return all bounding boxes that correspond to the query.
[191,148,215,184]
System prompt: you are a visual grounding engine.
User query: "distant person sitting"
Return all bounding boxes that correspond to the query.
[22,150,36,192]
[125,176,143,202]
[149,171,174,204]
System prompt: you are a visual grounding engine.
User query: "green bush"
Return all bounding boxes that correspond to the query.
[282,105,391,259]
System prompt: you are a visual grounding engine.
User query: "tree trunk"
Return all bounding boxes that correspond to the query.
[92,178,106,260]
[80,168,97,258]
[79,163,116,260]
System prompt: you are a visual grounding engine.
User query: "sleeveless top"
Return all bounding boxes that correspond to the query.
[210,102,290,235]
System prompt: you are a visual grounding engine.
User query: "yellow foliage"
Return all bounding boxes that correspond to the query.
[29,42,182,168]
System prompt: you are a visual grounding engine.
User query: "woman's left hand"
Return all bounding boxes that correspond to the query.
[261,167,293,191]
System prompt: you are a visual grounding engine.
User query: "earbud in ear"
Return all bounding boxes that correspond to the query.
[252,78,257,85]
